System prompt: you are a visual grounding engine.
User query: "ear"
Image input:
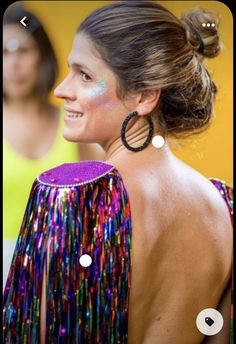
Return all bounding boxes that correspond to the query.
[135,89,161,116]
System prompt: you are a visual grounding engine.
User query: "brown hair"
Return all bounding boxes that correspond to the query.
[3,3,58,98]
[78,0,221,137]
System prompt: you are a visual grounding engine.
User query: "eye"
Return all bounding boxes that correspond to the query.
[80,71,91,82]
[18,47,31,54]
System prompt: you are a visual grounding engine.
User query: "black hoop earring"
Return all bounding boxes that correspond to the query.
[121,111,154,152]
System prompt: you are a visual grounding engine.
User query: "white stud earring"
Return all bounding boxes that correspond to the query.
[152,135,165,148]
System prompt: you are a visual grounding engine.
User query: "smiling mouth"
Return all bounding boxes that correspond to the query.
[66,112,84,118]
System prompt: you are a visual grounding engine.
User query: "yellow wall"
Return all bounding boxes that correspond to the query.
[15,0,232,184]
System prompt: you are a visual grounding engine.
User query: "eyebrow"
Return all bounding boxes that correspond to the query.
[67,60,92,73]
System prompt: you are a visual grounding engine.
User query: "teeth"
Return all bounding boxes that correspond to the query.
[67,112,83,118]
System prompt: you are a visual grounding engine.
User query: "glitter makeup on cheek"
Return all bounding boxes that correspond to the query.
[82,80,119,111]
[80,79,120,113]
[83,80,108,98]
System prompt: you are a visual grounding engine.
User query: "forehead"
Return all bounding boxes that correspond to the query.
[3,24,35,46]
[69,32,113,76]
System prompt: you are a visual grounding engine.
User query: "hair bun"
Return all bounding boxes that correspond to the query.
[181,7,222,58]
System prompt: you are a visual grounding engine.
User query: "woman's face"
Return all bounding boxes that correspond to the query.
[54,32,136,146]
[3,24,41,99]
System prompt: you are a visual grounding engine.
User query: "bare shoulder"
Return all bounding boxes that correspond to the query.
[171,158,233,254]
[113,154,232,268]
[172,157,232,283]
[153,156,233,286]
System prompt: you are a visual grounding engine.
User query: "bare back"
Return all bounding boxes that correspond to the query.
[110,151,233,344]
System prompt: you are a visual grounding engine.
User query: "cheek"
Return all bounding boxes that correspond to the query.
[88,95,118,111]
[80,87,120,113]
[23,53,40,80]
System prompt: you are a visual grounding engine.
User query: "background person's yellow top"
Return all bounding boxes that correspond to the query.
[3,109,79,240]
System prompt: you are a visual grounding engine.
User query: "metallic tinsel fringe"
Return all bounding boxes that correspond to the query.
[3,169,132,344]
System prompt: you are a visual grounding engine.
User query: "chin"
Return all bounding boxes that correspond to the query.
[63,132,79,143]
[63,125,104,144]
[63,129,88,143]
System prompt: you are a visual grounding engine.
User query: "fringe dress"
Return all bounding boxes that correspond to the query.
[3,161,233,343]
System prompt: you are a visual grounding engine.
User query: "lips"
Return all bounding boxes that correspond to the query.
[64,107,84,118]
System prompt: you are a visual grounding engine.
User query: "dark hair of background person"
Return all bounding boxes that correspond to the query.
[78,0,221,138]
[3,3,58,98]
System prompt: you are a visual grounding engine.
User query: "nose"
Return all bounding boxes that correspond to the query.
[54,74,76,101]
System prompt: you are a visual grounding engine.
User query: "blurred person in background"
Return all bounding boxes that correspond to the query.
[3,3,105,288]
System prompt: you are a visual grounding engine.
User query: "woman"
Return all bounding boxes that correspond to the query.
[3,1,233,343]
[3,4,105,286]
